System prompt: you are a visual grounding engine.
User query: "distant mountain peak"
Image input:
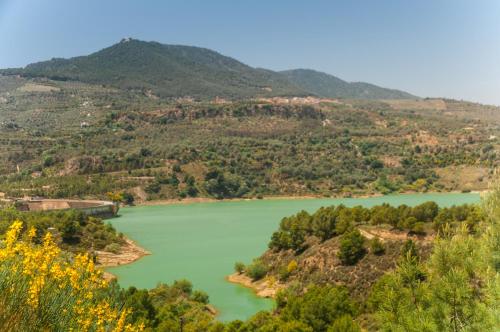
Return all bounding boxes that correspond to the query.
[0,40,416,100]
[120,37,133,43]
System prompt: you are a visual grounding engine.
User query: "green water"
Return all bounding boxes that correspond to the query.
[107,193,480,321]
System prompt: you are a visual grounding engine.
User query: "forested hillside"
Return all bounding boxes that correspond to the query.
[234,202,483,297]
[281,68,417,99]
[0,39,306,99]
[228,188,499,331]
[0,39,417,100]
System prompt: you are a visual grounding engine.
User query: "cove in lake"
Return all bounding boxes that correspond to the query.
[107,193,480,321]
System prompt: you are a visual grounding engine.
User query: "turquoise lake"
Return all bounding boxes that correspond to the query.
[107,192,481,321]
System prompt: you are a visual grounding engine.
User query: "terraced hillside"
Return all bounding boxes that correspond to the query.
[0,75,498,202]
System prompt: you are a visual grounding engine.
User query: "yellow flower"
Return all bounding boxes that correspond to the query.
[4,220,23,249]
[0,221,142,331]
[114,309,130,332]
[27,227,37,241]
[28,276,45,307]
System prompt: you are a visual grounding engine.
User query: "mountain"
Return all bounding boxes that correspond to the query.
[1,39,417,100]
[3,38,307,99]
[280,68,417,99]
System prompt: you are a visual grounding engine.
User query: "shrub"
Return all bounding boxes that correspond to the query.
[327,315,361,332]
[191,290,209,304]
[335,217,353,235]
[399,216,417,230]
[123,282,213,330]
[204,169,248,199]
[370,159,384,169]
[246,259,268,281]
[411,222,426,235]
[122,192,135,205]
[234,261,245,274]
[401,239,418,258]
[370,237,385,255]
[145,182,161,194]
[104,242,122,254]
[278,266,290,282]
[287,260,298,274]
[411,201,439,222]
[186,185,198,197]
[279,259,299,282]
[43,155,55,167]
[172,279,192,295]
[281,285,356,332]
[338,230,366,265]
[0,221,140,331]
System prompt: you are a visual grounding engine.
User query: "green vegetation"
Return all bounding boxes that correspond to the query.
[242,201,487,307]
[268,202,483,252]
[0,208,124,253]
[0,43,499,329]
[0,184,498,331]
[230,185,498,331]
[369,189,500,331]
[1,39,421,101]
[276,285,359,332]
[338,229,366,265]
[245,259,269,281]
[370,237,385,255]
[234,261,245,274]
[0,73,498,201]
[281,68,416,99]
[118,280,215,331]
[206,285,361,332]
[0,221,140,331]
[2,39,306,100]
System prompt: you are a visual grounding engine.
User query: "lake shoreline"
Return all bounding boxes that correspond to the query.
[226,273,282,299]
[107,191,482,320]
[105,190,484,275]
[135,195,325,206]
[97,237,150,280]
[131,190,485,207]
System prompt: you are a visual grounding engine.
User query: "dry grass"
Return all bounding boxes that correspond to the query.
[260,226,432,300]
[435,165,491,191]
[17,83,60,93]
[383,99,447,111]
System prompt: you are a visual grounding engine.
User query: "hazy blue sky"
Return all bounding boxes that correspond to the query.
[1,0,499,104]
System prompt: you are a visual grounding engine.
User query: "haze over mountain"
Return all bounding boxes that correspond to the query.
[1,39,417,100]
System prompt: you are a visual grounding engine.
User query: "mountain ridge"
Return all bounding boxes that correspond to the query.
[280,68,417,100]
[1,39,417,100]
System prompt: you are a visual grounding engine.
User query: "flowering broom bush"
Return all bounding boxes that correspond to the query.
[0,220,142,331]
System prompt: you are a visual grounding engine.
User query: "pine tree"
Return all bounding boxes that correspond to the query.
[374,182,500,331]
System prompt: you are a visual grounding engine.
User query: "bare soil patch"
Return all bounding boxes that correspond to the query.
[96,237,150,268]
[226,273,283,298]
[435,166,490,191]
[18,83,60,93]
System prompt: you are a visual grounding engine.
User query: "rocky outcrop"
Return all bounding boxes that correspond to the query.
[96,238,150,269]
[227,273,284,298]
